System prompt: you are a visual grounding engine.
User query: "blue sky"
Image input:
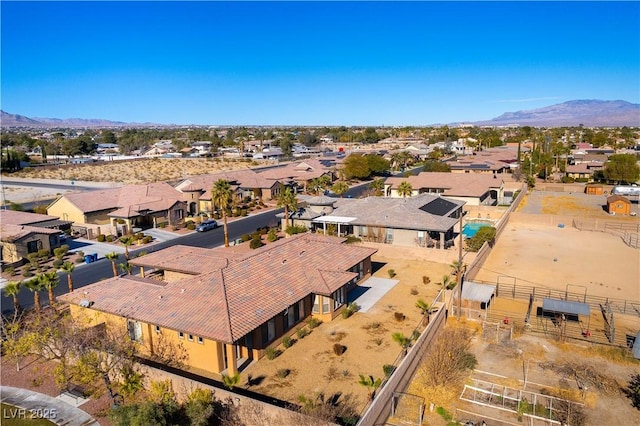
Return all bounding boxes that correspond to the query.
[2,1,639,126]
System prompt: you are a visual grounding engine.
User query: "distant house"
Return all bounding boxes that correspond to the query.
[607,195,631,215]
[565,163,600,180]
[47,182,187,235]
[59,234,377,376]
[174,169,283,216]
[1,223,61,268]
[290,193,465,249]
[259,159,336,192]
[384,172,504,206]
[0,210,72,232]
[445,146,517,174]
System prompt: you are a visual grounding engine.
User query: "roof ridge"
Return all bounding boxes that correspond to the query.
[216,268,236,342]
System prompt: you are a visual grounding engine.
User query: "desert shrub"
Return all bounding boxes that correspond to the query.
[37,249,50,259]
[341,302,360,319]
[373,338,383,346]
[387,269,396,278]
[333,343,346,356]
[282,336,294,348]
[135,232,144,240]
[410,287,418,295]
[104,235,113,242]
[296,327,309,339]
[422,275,430,285]
[60,244,69,253]
[186,222,196,230]
[21,266,32,276]
[265,347,280,360]
[53,259,64,269]
[362,321,382,331]
[53,247,66,259]
[159,222,167,228]
[212,213,220,220]
[240,209,248,217]
[466,226,496,252]
[383,364,396,377]
[394,312,406,322]
[4,267,15,276]
[418,327,477,387]
[251,231,261,240]
[276,369,290,379]
[241,234,251,242]
[143,236,153,244]
[96,234,106,242]
[75,256,84,264]
[307,317,321,329]
[285,225,308,235]
[345,235,361,244]
[77,250,85,257]
[561,176,575,183]
[249,236,264,249]
[267,228,278,242]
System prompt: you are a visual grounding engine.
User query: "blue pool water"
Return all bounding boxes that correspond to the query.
[462,222,491,238]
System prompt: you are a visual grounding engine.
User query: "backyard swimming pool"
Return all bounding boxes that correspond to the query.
[462,221,492,238]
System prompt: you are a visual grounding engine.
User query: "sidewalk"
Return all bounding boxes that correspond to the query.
[1,386,99,426]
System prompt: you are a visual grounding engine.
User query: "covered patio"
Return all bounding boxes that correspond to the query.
[312,215,357,236]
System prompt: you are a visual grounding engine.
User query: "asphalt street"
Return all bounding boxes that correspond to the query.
[1,208,282,312]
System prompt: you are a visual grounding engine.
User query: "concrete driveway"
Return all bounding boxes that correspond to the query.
[348,277,400,313]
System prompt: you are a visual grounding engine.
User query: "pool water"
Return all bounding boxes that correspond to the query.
[462,222,490,238]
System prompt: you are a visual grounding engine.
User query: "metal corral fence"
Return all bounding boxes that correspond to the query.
[466,184,527,281]
[357,302,447,426]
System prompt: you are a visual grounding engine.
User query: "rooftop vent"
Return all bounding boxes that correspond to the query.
[299,251,305,256]
[79,300,94,308]
[180,288,185,294]
[281,259,287,265]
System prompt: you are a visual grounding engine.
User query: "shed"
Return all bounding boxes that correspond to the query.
[607,195,631,216]
[460,281,496,310]
[537,298,591,331]
[585,184,604,195]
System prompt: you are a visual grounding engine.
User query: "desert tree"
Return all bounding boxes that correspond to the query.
[397,181,413,198]
[417,327,477,387]
[61,261,75,292]
[24,277,45,311]
[3,281,22,313]
[105,252,120,277]
[277,187,298,229]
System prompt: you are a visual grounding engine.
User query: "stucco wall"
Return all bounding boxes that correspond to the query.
[47,197,86,223]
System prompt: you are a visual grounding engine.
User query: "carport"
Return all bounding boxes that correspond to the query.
[537,298,591,336]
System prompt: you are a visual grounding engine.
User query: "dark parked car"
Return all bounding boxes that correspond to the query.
[196,220,218,232]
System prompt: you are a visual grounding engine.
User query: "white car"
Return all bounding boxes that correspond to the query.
[196,220,218,232]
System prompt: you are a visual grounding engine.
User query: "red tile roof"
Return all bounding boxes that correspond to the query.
[1,223,60,242]
[60,234,376,343]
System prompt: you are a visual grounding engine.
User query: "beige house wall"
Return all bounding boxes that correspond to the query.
[47,197,87,223]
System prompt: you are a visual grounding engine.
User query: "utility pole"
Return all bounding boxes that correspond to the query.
[457,211,463,320]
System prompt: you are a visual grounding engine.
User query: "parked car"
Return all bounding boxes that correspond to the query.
[196,220,218,232]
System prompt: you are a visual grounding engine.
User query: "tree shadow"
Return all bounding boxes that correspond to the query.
[246,374,266,387]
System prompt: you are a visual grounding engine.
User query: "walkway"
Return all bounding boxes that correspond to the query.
[0,386,99,426]
[349,277,400,313]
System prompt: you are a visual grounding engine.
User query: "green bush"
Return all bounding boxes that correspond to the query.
[240,209,248,216]
[53,259,64,269]
[345,235,362,244]
[77,250,85,257]
[186,222,196,230]
[341,302,360,319]
[387,269,396,278]
[466,226,497,252]
[383,364,396,377]
[53,247,66,259]
[265,347,280,360]
[267,229,278,242]
[37,249,50,259]
[241,234,251,242]
[213,213,220,220]
[285,225,308,235]
[249,237,264,249]
[159,222,167,228]
[22,266,33,277]
[4,267,15,276]
[307,317,321,329]
[97,234,106,242]
[106,235,115,242]
[282,336,293,348]
[561,176,575,183]
[296,327,309,339]
[143,236,153,244]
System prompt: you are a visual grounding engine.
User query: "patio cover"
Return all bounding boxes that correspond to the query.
[542,298,590,316]
[312,216,357,224]
[460,281,496,304]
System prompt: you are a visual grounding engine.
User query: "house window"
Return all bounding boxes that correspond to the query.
[127,320,142,342]
[312,295,320,313]
[197,336,204,344]
[284,306,295,330]
[178,331,184,339]
[155,325,161,333]
[26,240,42,254]
[386,228,393,244]
[261,319,276,345]
[333,287,345,310]
[322,296,330,314]
[188,334,194,341]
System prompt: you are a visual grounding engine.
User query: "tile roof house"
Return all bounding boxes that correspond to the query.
[445,146,517,174]
[291,193,465,249]
[174,169,283,216]
[258,159,336,191]
[1,223,62,267]
[384,172,505,206]
[0,210,73,231]
[59,234,377,375]
[46,182,187,234]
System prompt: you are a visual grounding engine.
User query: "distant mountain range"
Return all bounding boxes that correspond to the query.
[471,100,640,127]
[2,99,639,128]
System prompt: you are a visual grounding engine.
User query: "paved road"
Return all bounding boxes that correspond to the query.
[1,208,282,312]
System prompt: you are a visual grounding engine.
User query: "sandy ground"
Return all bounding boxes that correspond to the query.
[239,252,453,413]
[474,223,640,301]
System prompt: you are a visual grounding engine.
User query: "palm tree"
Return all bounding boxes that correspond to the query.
[4,281,21,313]
[358,374,382,400]
[369,178,385,196]
[25,277,45,311]
[105,252,120,277]
[211,179,233,247]
[61,261,75,293]
[40,271,60,306]
[277,187,298,229]
[119,236,135,260]
[440,274,452,291]
[397,181,413,198]
[119,261,133,275]
[331,181,349,198]
[450,260,466,278]
[416,299,432,325]
[221,372,241,390]
[391,332,412,356]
